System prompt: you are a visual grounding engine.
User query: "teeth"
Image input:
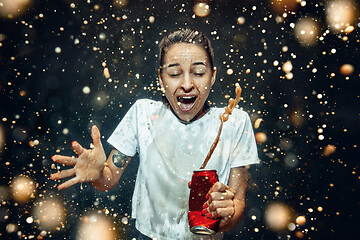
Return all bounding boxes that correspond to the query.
[177,96,196,103]
[178,96,195,100]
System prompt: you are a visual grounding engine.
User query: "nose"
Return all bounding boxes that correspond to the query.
[181,72,194,92]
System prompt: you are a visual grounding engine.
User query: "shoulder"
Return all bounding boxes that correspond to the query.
[133,99,163,109]
[231,108,250,120]
[134,98,159,105]
[130,99,165,119]
[213,107,251,132]
[210,107,249,120]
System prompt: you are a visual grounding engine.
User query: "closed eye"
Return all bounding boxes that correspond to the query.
[164,61,182,77]
[193,72,205,76]
[192,63,207,76]
[169,72,181,77]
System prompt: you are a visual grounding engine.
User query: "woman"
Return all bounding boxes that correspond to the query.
[50,28,259,240]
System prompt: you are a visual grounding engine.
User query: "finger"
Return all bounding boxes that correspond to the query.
[209,190,235,201]
[50,168,76,180]
[206,209,220,219]
[214,182,234,193]
[202,199,233,215]
[201,200,210,215]
[57,176,80,190]
[208,199,234,212]
[207,182,228,197]
[72,141,85,156]
[217,207,235,219]
[206,182,221,198]
[91,125,102,149]
[207,207,234,219]
[52,155,76,166]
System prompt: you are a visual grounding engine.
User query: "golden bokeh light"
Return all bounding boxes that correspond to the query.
[6,223,18,233]
[83,86,91,94]
[33,198,65,230]
[323,144,336,156]
[295,215,306,225]
[344,25,355,34]
[149,16,155,24]
[0,123,4,153]
[77,213,116,240]
[113,0,128,8]
[265,202,293,232]
[326,0,357,32]
[0,0,32,18]
[294,18,319,46]
[295,230,305,238]
[103,67,111,79]
[282,61,293,73]
[255,132,267,144]
[339,64,355,76]
[269,0,299,15]
[254,118,264,129]
[11,175,36,204]
[193,2,211,17]
[237,16,245,25]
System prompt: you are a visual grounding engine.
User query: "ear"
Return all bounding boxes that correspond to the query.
[158,68,165,90]
[211,67,217,87]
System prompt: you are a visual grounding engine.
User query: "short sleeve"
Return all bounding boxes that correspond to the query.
[230,111,259,168]
[107,102,139,157]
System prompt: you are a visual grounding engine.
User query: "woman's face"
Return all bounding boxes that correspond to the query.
[159,43,216,122]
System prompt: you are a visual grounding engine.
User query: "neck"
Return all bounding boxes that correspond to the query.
[167,101,210,124]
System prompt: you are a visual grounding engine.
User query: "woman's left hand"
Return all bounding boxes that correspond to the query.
[202,182,236,228]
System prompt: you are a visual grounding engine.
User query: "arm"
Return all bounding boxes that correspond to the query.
[202,166,248,232]
[220,166,248,231]
[50,125,131,192]
[91,149,132,192]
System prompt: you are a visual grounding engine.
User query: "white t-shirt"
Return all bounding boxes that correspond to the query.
[108,99,259,240]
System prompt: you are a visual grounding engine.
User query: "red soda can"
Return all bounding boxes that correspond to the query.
[188,169,220,235]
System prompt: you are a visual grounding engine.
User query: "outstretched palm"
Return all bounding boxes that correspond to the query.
[50,125,106,190]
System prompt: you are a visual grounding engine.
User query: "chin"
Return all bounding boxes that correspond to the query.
[178,114,194,123]
[169,100,203,122]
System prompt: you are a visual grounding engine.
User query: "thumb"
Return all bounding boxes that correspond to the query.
[91,125,102,148]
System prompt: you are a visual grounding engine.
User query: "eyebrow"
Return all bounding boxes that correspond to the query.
[165,61,206,68]
[167,63,180,68]
[192,62,206,66]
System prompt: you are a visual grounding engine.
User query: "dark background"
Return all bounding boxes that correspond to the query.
[0,0,359,239]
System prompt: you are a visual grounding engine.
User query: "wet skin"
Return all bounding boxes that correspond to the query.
[159,43,216,122]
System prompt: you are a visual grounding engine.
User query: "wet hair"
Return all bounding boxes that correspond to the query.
[158,28,215,73]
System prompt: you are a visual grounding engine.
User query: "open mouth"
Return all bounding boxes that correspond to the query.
[177,96,197,112]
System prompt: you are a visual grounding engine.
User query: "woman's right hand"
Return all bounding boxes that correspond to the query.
[50,125,107,190]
